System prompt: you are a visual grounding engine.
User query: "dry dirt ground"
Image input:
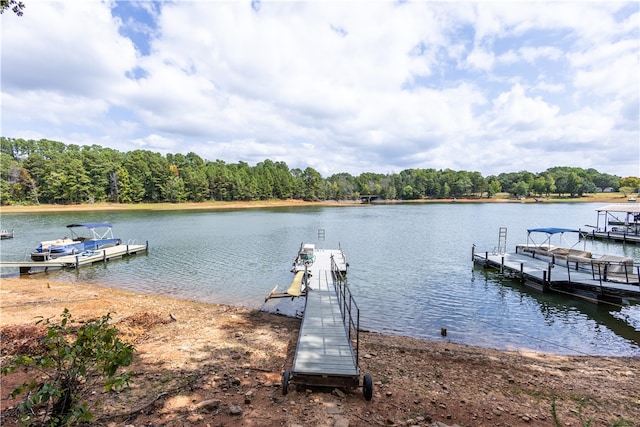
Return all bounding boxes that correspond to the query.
[1,277,639,427]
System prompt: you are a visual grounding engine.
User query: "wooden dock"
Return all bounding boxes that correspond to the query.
[582,229,640,244]
[275,243,373,400]
[0,242,148,274]
[473,247,640,303]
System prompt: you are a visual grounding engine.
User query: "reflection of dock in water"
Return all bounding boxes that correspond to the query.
[486,272,640,349]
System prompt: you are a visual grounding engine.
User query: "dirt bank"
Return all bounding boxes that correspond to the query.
[1,278,638,426]
[0,193,629,214]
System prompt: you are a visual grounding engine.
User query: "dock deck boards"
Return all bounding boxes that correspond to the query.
[0,243,148,274]
[291,249,358,379]
[475,251,640,298]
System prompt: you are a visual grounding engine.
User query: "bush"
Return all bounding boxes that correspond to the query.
[1,309,135,426]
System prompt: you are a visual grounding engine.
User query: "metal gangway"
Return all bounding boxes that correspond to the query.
[265,241,373,400]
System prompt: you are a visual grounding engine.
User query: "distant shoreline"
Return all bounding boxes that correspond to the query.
[0,193,629,214]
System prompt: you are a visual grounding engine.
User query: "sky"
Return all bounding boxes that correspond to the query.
[1,1,639,178]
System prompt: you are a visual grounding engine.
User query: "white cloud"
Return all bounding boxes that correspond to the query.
[1,1,638,178]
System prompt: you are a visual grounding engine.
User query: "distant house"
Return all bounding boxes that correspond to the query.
[597,187,615,193]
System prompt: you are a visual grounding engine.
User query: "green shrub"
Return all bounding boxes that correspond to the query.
[2,309,135,426]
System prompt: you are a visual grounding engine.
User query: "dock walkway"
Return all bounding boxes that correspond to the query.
[474,249,640,302]
[291,249,357,380]
[275,243,373,400]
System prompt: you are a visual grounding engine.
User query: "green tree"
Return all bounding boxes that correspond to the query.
[566,172,583,197]
[1,0,25,16]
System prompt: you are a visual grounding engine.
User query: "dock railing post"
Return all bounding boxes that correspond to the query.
[520,263,524,282]
[547,264,552,283]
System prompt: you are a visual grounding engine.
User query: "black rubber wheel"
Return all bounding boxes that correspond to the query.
[363,373,373,401]
[282,370,290,395]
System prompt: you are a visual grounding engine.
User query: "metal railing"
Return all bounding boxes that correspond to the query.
[331,256,360,368]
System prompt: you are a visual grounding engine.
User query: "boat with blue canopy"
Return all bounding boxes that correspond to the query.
[31,223,122,261]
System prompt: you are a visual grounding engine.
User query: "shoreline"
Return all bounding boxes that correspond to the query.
[0,193,630,214]
[1,277,639,426]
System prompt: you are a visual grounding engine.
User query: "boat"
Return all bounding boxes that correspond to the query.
[516,227,635,279]
[0,229,14,239]
[31,223,122,261]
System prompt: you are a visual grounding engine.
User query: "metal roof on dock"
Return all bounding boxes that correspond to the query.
[596,204,640,213]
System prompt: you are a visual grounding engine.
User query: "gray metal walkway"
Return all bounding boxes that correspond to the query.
[291,248,358,384]
[293,267,358,379]
[279,244,373,400]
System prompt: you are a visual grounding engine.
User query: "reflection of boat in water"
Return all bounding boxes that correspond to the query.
[31,223,121,261]
[583,203,640,244]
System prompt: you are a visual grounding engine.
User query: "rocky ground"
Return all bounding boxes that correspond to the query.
[1,277,639,427]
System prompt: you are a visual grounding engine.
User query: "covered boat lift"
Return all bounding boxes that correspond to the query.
[584,203,640,244]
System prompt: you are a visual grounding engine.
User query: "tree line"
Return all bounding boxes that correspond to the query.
[1,137,636,206]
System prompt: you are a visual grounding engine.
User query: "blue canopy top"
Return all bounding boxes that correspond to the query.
[527,227,580,234]
[66,222,112,229]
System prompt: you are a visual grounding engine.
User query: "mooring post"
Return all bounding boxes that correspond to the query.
[500,256,504,273]
[520,263,524,282]
[75,255,79,269]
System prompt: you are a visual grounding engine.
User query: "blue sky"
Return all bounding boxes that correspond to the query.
[1,1,639,178]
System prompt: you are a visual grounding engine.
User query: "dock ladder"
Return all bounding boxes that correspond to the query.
[495,227,507,255]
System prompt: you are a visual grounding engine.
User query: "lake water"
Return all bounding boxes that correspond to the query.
[1,203,639,356]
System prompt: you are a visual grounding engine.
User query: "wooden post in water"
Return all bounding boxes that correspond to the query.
[500,256,504,273]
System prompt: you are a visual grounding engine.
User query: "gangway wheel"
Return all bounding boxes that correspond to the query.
[363,373,373,401]
[282,370,291,395]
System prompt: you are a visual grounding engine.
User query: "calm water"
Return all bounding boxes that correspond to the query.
[1,203,639,356]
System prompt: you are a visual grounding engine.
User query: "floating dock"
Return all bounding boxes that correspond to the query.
[266,240,373,400]
[473,246,640,303]
[0,242,148,275]
[582,229,640,244]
